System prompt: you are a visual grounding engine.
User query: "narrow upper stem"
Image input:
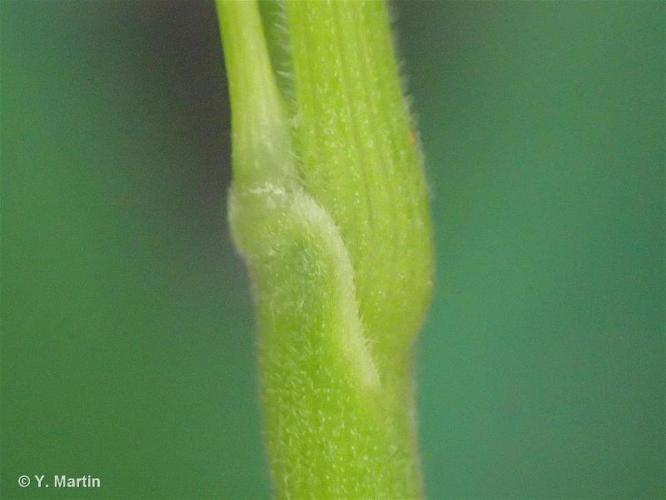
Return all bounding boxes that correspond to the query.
[217,0,294,189]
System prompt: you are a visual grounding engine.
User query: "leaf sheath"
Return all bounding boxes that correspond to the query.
[216,1,434,497]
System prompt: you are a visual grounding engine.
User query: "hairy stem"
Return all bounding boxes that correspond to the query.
[216,1,433,497]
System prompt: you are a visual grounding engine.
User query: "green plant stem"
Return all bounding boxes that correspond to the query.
[216,1,433,498]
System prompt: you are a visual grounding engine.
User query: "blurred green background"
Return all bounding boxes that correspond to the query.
[1,1,663,498]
